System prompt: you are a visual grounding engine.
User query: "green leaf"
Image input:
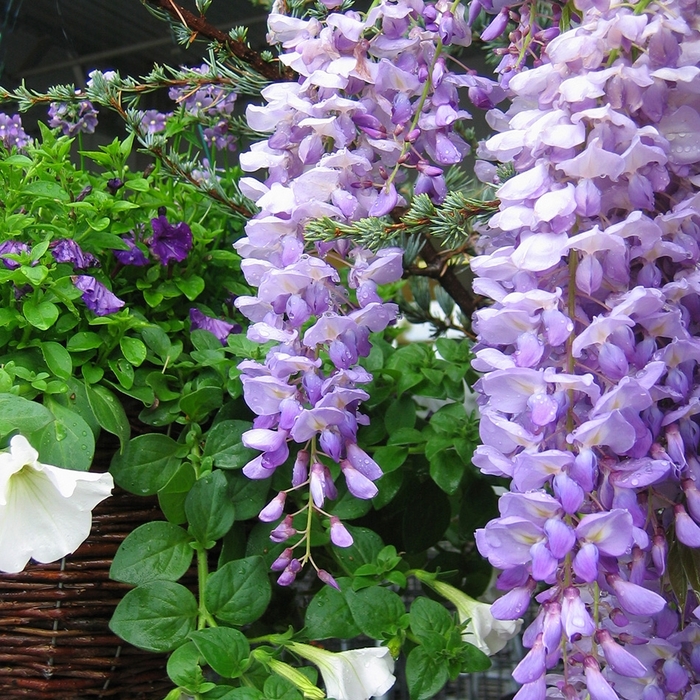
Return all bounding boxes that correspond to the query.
[224,471,270,520]
[158,461,197,525]
[305,580,361,639]
[429,450,465,495]
[409,597,453,642]
[460,643,491,673]
[180,386,223,423]
[110,433,186,495]
[387,428,425,446]
[384,396,416,433]
[110,521,194,585]
[203,420,256,470]
[405,647,449,700]
[435,338,472,364]
[35,398,95,471]
[120,336,147,366]
[372,446,408,474]
[23,298,59,330]
[205,556,271,626]
[109,580,197,652]
[176,275,205,301]
[189,627,250,678]
[167,641,206,693]
[125,177,150,191]
[334,526,384,574]
[41,341,72,380]
[347,586,406,639]
[142,325,171,360]
[67,331,103,351]
[22,180,69,200]
[208,688,265,700]
[185,470,236,547]
[0,394,54,439]
[85,382,130,451]
[264,675,303,700]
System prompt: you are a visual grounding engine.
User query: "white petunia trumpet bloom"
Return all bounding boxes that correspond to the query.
[0,434,114,573]
[288,642,396,700]
[421,577,522,656]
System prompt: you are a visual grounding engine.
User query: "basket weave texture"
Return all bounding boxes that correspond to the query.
[0,488,172,699]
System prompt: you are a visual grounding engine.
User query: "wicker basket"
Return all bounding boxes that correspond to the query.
[0,488,173,699]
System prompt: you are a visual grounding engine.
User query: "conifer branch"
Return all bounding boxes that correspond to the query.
[142,0,296,82]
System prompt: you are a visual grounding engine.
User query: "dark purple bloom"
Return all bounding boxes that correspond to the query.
[0,241,29,269]
[106,178,124,194]
[51,239,98,269]
[149,215,192,265]
[113,236,149,266]
[189,308,241,344]
[73,275,125,316]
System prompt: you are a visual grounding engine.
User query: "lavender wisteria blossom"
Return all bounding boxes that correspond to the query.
[470,0,700,697]
[234,0,499,585]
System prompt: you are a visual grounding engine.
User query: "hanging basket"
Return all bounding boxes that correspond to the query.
[0,488,172,699]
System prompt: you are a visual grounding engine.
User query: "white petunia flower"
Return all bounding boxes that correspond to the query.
[288,642,396,700]
[0,434,114,573]
[419,576,522,656]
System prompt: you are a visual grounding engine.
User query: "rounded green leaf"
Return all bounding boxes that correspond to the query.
[110,521,194,585]
[347,585,406,639]
[86,382,130,450]
[23,298,59,330]
[166,641,206,693]
[406,646,449,700]
[110,433,186,495]
[189,627,250,678]
[36,398,95,471]
[0,394,54,440]
[205,556,271,626]
[41,341,72,380]
[109,580,197,652]
[120,336,147,366]
[203,420,256,470]
[185,470,235,546]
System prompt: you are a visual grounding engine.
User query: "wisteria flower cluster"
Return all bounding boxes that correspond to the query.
[470,0,700,696]
[231,0,509,585]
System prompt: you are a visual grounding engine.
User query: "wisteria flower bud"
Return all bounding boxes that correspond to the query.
[259,492,287,522]
[270,515,296,544]
[329,516,353,547]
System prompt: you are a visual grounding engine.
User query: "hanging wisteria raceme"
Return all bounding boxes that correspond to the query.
[471,0,700,697]
[235,0,503,585]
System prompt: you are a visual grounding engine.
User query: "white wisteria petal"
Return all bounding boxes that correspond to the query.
[288,642,396,700]
[0,435,114,573]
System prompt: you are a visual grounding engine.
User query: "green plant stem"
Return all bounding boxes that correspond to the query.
[195,544,217,629]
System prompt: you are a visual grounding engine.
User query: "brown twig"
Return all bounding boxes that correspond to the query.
[418,235,480,321]
[143,0,296,82]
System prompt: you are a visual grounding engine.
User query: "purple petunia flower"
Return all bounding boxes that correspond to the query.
[51,239,98,269]
[113,235,149,266]
[189,308,241,344]
[149,215,192,265]
[72,275,125,316]
[0,241,29,269]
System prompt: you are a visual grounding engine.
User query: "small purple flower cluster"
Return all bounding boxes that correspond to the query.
[234,0,503,585]
[0,113,31,150]
[471,0,700,697]
[169,65,238,152]
[48,100,99,137]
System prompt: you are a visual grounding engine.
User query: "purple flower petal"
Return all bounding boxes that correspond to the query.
[149,215,192,264]
[72,275,125,316]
